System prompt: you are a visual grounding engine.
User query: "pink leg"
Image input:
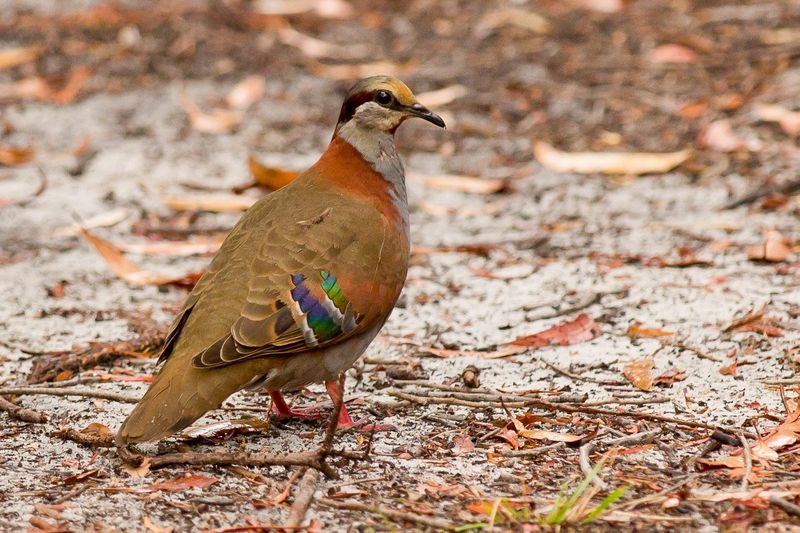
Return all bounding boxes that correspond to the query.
[325,380,356,428]
[269,390,323,420]
[325,379,393,432]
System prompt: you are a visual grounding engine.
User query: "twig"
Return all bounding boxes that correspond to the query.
[0,395,47,423]
[52,428,115,447]
[739,432,752,492]
[284,468,320,528]
[579,429,662,490]
[539,360,625,385]
[116,372,351,479]
[388,389,756,438]
[724,178,800,210]
[621,475,694,510]
[769,494,800,517]
[580,429,611,489]
[319,498,454,531]
[28,323,167,383]
[667,341,722,362]
[0,387,139,403]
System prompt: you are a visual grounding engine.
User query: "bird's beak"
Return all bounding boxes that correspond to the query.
[407,102,446,128]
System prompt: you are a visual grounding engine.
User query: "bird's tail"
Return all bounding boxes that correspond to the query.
[115,360,244,445]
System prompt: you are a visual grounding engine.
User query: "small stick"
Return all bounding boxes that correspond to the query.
[53,428,115,447]
[739,432,752,492]
[503,442,566,457]
[0,395,47,423]
[539,360,625,385]
[579,429,661,490]
[319,498,454,531]
[388,389,757,438]
[284,468,320,528]
[769,494,800,518]
[0,387,139,403]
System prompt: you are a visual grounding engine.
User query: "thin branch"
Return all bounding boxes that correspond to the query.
[318,498,454,531]
[769,494,800,518]
[0,387,139,403]
[284,468,320,528]
[52,428,115,447]
[0,395,47,423]
[388,389,756,438]
[539,360,625,386]
[739,432,752,492]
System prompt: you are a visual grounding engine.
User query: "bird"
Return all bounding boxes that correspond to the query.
[116,76,446,445]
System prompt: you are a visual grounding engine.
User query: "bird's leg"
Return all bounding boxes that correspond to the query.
[269,390,323,420]
[324,379,393,432]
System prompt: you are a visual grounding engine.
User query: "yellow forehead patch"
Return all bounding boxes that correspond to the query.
[350,76,416,105]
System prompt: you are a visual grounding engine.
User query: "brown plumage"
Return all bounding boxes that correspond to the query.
[116,76,445,444]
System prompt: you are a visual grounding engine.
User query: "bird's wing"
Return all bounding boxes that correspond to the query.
[158,192,400,370]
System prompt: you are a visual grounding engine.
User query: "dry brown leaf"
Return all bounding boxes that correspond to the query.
[0,45,41,70]
[224,76,265,110]
[408,172,510,194]
[518,429,584,443]
[79,422,112,440]
[0,145,34,166]
[179,91,242,134]
[248,155,300,190]
[452,434,475,455]
[534,141,690,175]
[309,60,415,81]
[123,456,152,478]
[415,85,468,108]
[647,44,698,64]
[754,103,800,137]
[50,66,90,105]
[79,227,202,287]
[746,230,791,262]
[627,324,673,338]
[0,77,51,102]
[719,360,738,376]
[723,304,767,332]
[163,194,257,212]
[623,357,655,391]
[507,313,602,348]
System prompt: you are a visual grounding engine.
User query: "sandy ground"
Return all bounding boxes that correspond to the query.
[3,1,800,531]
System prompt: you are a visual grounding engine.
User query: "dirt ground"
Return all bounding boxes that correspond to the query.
[2,0,800,531]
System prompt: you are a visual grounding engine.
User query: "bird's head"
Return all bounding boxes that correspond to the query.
[334,76,446,136]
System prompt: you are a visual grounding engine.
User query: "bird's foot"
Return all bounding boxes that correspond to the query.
[269,391,324,420]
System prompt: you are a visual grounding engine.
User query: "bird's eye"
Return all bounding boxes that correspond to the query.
[374,90,393,106]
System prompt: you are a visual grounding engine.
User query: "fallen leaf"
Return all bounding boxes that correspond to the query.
[0,145,35,166]
[699,119,758,152]
[79,227,202,287]
[143,515,173,533]
[754,103,800,137]
[452,434,475,455]
[63,468,102,485]
[0,45,41,70]
[123,456,152,478]
[627,324,673,338]
[163,194,257,212]
[518,429,584,443]
[179,90,242,134]
[735,320,784,337]
[623,357,655,391]
[534,141,690,175]
[506,313,602,348]
[50,66,90,105]
[654,369,687,386]
[408,172,510,194]
[79,422,112,440]
[246,155,300,191]
[723,304,767,332]
[647,44,698,64]
[415,85,468,108]
[746,230,791,262]
[147,474,218,492]
[0,77,51,102]
[719,360,738,376]
[224,76,265,109]
[495,428,520,449]
[411,243,506,257]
